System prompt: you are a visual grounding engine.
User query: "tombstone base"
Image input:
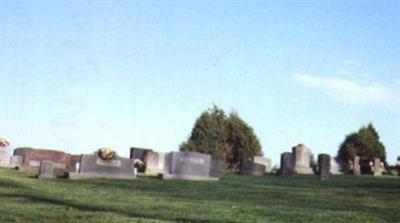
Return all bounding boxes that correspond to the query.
[38,174,56,179]
[162,173,219,181]
[69,172,136,179]
[294,166,313,174]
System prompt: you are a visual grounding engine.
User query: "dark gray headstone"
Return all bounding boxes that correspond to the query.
[130,147,153,161]
[69,154,136,179]
[210,156,225,178]
[240,161,265,176]
[163,151,218,181]
[318,154,331,180]
[39,160,55,178]
[280,152,294,176]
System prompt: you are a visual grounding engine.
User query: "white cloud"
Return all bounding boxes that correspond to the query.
[293,73,400,108]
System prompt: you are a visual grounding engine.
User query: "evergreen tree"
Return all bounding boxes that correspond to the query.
[226,112,262,169]
[180,105,228,157]
[180,105,263,169]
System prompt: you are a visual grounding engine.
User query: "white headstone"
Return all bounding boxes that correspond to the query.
[330,158,342,175]
[0,147,12,167]
[292,144,313,174]
[254,156,272,173]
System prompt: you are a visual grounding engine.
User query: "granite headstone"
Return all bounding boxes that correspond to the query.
[210,156,225,178]
[70,154,136,179]
[13,148,72,170]
[254,156,272,173]
[330,158,342,175]
[0,138,12,167]
[318,154,331,180]
[162,151,218,181]
[240,160,266,176]
[373,158,382,176]
[353,156,361,176]
[144,151,167,175]
[292,144,313,174]
[39,160,55,178]
[280,152,294,176]
[10,155,23,168]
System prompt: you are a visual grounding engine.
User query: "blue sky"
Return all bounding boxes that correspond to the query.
[1,1,399,165]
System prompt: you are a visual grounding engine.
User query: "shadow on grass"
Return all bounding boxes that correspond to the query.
[0,192,221,223]
[0,178,30,190]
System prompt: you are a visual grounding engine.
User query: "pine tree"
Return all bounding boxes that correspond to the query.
[180,105,262,169]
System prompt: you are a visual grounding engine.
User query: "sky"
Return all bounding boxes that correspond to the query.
[1,1,399,166]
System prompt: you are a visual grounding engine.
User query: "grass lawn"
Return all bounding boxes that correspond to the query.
[0,168,399,223]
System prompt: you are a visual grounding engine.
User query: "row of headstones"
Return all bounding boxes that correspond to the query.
[132,148,274,177]
[1,144,223,181]
[280,151,331,180]
[130,148,226,180]
[2,142,388,181]
[279,144,384,179]
[38,150,225,181]
[351,156,384,176]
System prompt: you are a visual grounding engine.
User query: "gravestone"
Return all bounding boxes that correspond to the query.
[254,156,272,173]
[240,160,265,176]
[330,158,342,175]
[373,158,382,176]
[0,138,12,167]
[318,154,331,180]
[10,155,23,168]
[162,151,219,181]
[69,155,82,172]
[130,147,153,173]
[39,160,55,178]
[397,156,400,166]
[70,153,136,179]
[292,144,313,174]
[144,151,166,175]
[280,152,294,176]
[130,147,153,161]
[210,156,225,178]
[13,148,72,170]
[353,156,361,176]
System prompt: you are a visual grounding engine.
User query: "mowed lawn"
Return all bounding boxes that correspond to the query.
[0,168,399,223]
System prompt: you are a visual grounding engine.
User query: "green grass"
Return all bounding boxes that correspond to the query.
[0,168,399,223]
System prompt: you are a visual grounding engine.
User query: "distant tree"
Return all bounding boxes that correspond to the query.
[337,123,386,172]
[180,105,229,158]
[180,105,263,169]
[226,112,262,169]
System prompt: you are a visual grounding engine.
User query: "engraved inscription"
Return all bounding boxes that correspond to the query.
[96,159,122,167]
[178,157,204,165]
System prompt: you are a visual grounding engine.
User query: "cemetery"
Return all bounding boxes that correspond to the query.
[1,135,399,223]
[2,1,399,222]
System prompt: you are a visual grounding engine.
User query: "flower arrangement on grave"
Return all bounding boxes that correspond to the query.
[96,148,117,161]
[133,159,145,172]
[0,138,10,148]
[133,159,144,168]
